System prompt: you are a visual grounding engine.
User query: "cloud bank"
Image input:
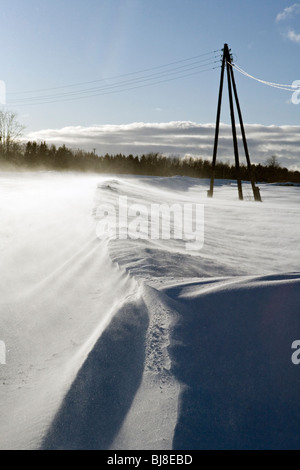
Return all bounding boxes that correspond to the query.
[27,121,300,170]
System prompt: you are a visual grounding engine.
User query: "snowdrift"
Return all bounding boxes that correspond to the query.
[0,172,299,450]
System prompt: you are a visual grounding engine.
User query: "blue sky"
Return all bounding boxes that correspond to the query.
[1,1,300,167]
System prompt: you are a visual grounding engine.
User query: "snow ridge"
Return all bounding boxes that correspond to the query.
[1,173,300,450]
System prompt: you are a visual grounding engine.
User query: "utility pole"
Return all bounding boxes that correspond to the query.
[208,44,261,202]
[226,44,243,200]
[228,54,262,201]
[207,48,226,198]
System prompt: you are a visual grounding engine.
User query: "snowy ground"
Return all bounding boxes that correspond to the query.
[0,171,300,450]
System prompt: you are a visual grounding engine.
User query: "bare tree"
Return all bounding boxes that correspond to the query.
[0,110,25,154]
[266,155,281,168]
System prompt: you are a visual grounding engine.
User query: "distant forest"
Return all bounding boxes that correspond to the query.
[1,140,300,184]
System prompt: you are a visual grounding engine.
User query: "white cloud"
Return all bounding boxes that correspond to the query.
[276,3,300,22]
[287,28,300,44]
[26,121,300,170]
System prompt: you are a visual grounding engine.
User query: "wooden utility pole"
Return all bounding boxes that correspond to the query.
[208,44,261,202]
[207,48,226,198]
[226,44,243,200]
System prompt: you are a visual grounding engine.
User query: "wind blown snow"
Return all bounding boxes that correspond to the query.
[0,171,299,450]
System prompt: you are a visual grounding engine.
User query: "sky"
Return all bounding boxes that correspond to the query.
[0,0,300,168]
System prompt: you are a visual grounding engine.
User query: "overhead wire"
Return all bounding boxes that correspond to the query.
[6,49,222,106]
[229,62,300,92]
[7,49,298,107]
[9,65,220,107]
[9,59,220,103]
[8,49,221,95]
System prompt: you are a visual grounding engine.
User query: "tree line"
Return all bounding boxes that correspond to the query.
[0,111,299,183]
[0,139,300,183]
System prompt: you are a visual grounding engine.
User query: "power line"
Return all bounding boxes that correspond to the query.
[10,59,219,102]
[7,54,221,106]
[230,62,300,92]
[8,49,221,96]
[8,64,220,107]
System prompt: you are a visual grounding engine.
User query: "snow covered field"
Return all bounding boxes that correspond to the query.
[0,171,300,450]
